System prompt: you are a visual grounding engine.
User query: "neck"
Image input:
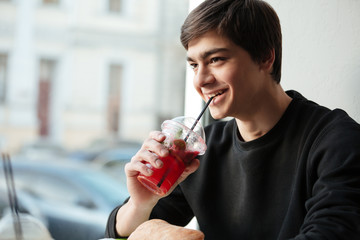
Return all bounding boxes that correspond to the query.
[235,84,292,142]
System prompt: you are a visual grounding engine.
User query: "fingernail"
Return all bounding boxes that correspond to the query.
[161,149,168,156]
[147,168,153,175]
[156,160,163,168]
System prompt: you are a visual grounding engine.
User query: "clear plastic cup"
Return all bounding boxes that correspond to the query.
[0,213,53,240]
[137,116,207,196]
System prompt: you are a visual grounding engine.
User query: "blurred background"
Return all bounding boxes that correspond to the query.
[0,0,190,239]
[0,0,189,152]
[1,0,360,239]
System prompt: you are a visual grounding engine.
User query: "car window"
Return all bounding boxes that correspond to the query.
[76,170,128,207]
[15,171,94,208]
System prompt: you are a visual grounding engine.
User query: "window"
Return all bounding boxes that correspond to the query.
[0,53,7,103]
[107,64,122,134]
[37,58,56,136]
[42,0,59,5]
[2,0,190,154]
[108,0,122,14]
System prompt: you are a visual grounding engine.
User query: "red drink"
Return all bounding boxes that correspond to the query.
[138,142,199,196]
[137,117,207,196]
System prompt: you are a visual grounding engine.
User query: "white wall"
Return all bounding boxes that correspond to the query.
[270,0,360,122]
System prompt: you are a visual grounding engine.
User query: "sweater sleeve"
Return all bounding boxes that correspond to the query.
[292,117,360,239]
[104,186,193,238]
[104,198,129,238]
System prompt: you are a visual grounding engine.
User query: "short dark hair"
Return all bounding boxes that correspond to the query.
[180,0,282,83]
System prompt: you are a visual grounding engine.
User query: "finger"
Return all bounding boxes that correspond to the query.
[185,158,200,174]
[143,136,169,158]
[148,130,167,142]
[125,159,153,178]
[126,149,160,176]
[135,148,164,169]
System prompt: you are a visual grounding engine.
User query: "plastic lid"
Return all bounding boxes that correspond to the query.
[170,116,206,142]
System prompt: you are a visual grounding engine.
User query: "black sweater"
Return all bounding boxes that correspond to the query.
[106,91,360,239]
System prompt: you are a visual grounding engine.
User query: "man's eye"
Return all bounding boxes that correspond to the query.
[189,63,198,70]
[210,57,223,63]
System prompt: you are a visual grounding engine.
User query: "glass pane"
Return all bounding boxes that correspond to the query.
[42,0,59,5]
[0,0,190,238]
[108,0,122,13]
[0,53,7,103]
[20,174,83,206]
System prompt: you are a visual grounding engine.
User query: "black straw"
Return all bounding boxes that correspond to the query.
[2,153,23,240]
[184,95,217,142]
[157,95,218,189]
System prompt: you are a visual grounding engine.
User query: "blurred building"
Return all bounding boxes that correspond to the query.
[0,0,189,152]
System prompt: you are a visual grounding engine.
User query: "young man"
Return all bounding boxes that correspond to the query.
[105,0,360,239]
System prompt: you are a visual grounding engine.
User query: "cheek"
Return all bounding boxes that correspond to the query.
[218,66,239,83]
[222,72,239,90]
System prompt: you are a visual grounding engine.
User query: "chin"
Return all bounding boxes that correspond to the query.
[209,110,228,120]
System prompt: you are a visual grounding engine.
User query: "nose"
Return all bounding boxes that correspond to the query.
[193,65,214,88]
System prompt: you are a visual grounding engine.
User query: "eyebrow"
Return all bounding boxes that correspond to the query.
[187,48,230,62]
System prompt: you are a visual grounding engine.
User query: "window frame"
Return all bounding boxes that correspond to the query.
[0,53,8,104]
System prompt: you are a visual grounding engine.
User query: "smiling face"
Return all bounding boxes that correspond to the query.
[187,31,273,120]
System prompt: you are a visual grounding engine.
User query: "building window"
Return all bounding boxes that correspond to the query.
[0,53,7,103]
[42,0,59,5]
[108,0,122,14]
[107,64,122,134]
[37,58,56,137]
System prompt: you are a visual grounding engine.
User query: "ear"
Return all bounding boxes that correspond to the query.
[260,48,275,72]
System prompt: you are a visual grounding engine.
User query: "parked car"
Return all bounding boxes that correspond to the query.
[16,139,68,161]
[0,185,47,226]
[0,159,129,240]
[68,139,141,163]
[91,147,139,184]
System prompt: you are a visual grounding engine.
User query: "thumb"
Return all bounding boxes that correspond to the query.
[178,158,200,182]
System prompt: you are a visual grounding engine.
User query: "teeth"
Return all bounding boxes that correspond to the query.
[210,91,223,98]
